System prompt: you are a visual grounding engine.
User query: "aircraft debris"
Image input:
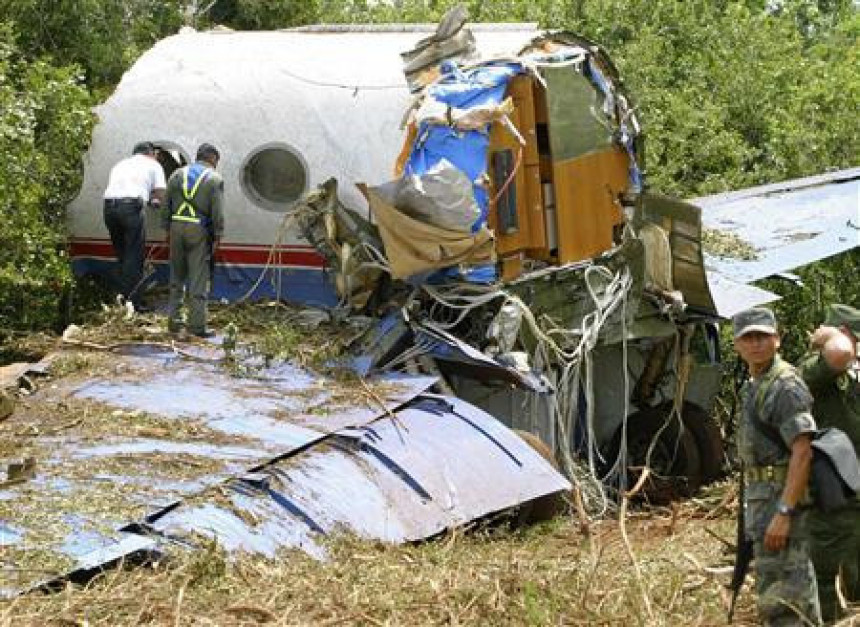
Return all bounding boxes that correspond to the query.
[0,313,570,598]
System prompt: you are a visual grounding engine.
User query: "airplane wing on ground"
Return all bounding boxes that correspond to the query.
[696,167,860,284]
[685,167,859,318]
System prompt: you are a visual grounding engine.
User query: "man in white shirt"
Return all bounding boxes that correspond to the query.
[103,141,167,309]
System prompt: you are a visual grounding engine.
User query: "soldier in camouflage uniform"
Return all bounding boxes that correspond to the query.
[800,304,860,622]
[733,307,822,626]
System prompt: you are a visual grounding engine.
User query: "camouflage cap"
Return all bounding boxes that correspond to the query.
[824,303,860,336]
[732,307,778,339]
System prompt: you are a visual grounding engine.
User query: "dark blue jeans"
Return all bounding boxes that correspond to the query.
[103,199,144,305]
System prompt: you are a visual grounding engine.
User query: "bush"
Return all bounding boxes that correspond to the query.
[0,23,93,336]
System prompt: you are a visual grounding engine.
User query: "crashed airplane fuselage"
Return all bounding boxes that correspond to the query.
[57,18,859,585]
[68,24,544,304]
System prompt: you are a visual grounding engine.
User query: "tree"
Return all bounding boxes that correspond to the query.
[207,0,322,29]
[0,0,183,88]
[0,23,94,337]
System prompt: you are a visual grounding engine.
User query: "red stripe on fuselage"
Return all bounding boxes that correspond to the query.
[69,239,326,268]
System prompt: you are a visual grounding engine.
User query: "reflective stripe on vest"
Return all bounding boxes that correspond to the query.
[172,166,210,224]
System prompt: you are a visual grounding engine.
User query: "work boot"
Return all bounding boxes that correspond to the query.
[191,329,215,339]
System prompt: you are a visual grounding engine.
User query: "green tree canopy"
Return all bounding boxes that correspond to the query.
[0,0,856,341]
[0,23,93,335]
[0,0,182,88]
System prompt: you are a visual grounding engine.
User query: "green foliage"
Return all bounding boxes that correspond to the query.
[207,0,322,29]
[567,0,859,196]
[311,0,568,23]
[0,23,93,336]
[761,250,860,364]
[0,0,183,88]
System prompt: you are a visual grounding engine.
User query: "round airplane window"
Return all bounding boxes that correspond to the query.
[241,144,308,211]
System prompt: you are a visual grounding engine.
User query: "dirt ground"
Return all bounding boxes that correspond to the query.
[2,495,758,626]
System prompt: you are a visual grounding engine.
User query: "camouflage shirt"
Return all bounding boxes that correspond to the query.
[799,350,860,458]
[739,355,817,537]
[800,349,860,508]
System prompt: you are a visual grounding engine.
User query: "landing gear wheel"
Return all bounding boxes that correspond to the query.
[512,430,569,524]
[608,406,704,505]
[681,402,724,483]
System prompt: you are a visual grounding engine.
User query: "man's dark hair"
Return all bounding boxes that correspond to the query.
[196,143,220,164]
[133,141,156,155]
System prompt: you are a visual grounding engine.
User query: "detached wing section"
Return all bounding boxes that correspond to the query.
[697,167,860,284]
[640,193,781,319]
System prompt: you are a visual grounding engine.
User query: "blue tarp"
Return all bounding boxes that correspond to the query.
[404,61,525,233]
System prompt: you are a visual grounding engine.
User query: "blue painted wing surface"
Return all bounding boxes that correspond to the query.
[0,348,435,596]
[703,271,782,319]
[148,395,571,558]
[2,345,565,595]
[698,167,860,284]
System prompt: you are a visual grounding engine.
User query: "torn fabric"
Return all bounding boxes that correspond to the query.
[366,188,495,280]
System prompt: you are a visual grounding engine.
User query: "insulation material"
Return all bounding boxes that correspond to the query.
[414,95,516,131]
[366,189,495,280]
[375,159,481,233]
[404,63,525,232]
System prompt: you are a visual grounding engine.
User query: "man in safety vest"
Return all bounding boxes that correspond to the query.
[162,143,224,337]
[801,303,860,622]
[733,307,822,626]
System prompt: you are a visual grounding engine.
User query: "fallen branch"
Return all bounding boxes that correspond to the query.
[703,483,737,520]
[225,604,276,623]
[60,337,223,364]
[358,376,408,440]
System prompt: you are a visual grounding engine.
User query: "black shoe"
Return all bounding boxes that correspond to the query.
[192,330,216,339]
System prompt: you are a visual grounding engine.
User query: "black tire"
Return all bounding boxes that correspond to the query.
[606,405,704,505]
[681,402,725,483]
[512,430,569,524]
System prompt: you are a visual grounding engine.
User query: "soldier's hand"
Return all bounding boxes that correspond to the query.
[764,513,790,552]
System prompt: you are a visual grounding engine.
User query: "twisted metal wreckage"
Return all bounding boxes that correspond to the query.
[4,10,859,597]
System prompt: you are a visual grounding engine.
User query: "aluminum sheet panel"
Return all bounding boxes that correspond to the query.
[698,168,860,283]
[704,271,781,319]
[0,345,434,597]
[148,395,571,558]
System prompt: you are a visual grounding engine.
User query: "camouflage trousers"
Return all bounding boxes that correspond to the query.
[808,506,860,623]
[753,537,822,626]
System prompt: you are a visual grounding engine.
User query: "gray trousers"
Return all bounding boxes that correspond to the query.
[167,221,210,333]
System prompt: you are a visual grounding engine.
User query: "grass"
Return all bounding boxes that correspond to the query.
[2,301,857,626]
[2,502,761,626]
[702,229,759,261]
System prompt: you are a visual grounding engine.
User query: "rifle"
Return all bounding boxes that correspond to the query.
[728,466,754,623]
[728,358,752,623]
